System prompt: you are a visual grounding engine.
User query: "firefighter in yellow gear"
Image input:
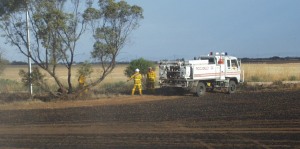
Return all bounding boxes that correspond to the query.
[78,74,86,87]
[78,74,87,95]
[146,67,156,93]
[127,68,143,95]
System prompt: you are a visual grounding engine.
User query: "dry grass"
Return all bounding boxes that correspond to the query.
[242,63,300,82]
[1,62,300,102]
[0,64,129,86]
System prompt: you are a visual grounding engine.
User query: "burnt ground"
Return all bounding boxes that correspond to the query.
[0,90,299,149]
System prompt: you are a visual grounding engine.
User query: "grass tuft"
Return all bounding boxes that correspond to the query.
[249,76,261,82]
[0,79,26,93]
[288,75,297,81]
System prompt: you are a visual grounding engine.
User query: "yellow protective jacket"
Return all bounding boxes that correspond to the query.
[78,75,86,85]
[130,73,142,84]
[147,71,156,82]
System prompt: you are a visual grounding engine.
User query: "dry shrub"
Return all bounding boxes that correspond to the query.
[288,75,297,81]
[0,93,31,104]
[273,80,283,86]
[93,81,132,95]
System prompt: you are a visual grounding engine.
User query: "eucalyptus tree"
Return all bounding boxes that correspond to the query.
[0,0,85,95]
[83,0,143,89]
[0,0,143,98]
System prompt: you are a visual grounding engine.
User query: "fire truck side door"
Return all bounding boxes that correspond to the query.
[231,59,239,71]
[226,59,239,77]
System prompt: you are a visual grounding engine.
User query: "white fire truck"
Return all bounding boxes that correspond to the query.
[158,52,244,96]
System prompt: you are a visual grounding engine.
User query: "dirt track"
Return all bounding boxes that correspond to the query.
[0,90,299,148]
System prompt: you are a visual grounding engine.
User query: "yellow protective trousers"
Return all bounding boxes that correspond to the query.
[132,83,142,95]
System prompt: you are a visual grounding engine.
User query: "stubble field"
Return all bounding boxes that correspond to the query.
[0,62,299,148]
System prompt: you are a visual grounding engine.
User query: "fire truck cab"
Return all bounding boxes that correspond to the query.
[159,52,244,96]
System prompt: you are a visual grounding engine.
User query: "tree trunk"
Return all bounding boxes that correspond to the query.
[67,66,73,93]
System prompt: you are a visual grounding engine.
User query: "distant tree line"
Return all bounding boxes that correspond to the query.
[8,60,157,65]
[6,56,300,65]
[241,56,300,63]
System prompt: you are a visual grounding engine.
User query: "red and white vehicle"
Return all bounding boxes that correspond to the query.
[158,52,244,96]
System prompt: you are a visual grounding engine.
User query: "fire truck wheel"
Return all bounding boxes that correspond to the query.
[196,82,206,96]
[228,80,237,94]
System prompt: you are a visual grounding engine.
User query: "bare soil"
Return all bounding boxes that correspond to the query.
[0,90,299,148]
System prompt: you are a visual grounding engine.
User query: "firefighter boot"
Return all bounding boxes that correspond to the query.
[139,89,142,96]
[131,89,135,95]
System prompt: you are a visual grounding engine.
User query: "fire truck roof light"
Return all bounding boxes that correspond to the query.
[208,52,229,56]
[221,52,228,56]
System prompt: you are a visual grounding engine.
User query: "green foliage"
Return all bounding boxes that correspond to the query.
[77,61,94,77]
[19,67,47,89]
[32,0,75,64]
[0,0,26,16]
[88,0,143,63]
[124,58,155,77]
[83,7,100,20]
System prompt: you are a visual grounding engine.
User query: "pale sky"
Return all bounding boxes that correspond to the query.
[1,0,300,62]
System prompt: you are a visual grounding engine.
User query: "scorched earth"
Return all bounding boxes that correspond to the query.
[0,89,299,148]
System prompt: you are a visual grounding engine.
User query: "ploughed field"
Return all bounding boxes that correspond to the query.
[0,90,299,148]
